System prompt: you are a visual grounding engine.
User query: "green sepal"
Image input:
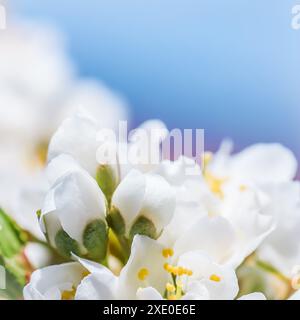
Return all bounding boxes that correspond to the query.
[107,206,125,236]
[83,219,108,262]
[129,215,157,240]
[54,229,80,259]
[96,165,118,205]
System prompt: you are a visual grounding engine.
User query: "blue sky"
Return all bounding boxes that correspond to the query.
[9,0,300,159]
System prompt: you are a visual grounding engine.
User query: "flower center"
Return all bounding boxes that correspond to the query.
[161,248,193,300]
[61,270,90,300]
[202,152,227,198]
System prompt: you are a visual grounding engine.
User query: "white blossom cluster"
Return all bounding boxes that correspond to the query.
[0,21,300,301]
[23,109,300,300]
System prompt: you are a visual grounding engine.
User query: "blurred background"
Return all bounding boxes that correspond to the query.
[4,0,300,162]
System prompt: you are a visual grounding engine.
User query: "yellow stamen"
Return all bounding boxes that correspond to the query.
[162,248,174,258]
[164,263,175,274]
[168,295,177,300]
[210,274,221,282]
[205,172,226,198]
[202,152,213,168]
[186,269,193,276]
[178,267,185,276]
[166,283,176,292]
[137,268,149,281]
[176,280,183,287]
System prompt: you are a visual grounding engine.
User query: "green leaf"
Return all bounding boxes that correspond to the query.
[0,256,24,300]
[0,209,30,298]
[0,208,26,258]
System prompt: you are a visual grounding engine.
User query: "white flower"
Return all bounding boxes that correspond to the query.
[40,165,108,261]
[45,110,175,244]
[48,110,167,183]
[110,169,175,239]
[78,225,238,300]
[257,182,300,275]
[23,262,86,300]
[156,156,274,268]
[77,235,265,300]
[207,142,300,275]
[41,152,175,260]
[24,235,240,300]
[209,141,297,184]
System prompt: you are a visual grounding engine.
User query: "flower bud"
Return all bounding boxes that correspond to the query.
[108,169,175,241]
[96,164,118,205]
[40,169,108,262]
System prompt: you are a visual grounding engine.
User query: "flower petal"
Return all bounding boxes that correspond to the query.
[136,287,163,300]
[46,154,82,186]
[140,173,175,234]
[118,235,168,299]
[23,262,85,300]
[42,170,106,246]
[228,144,297,183]
[174,216,236,263]
[178,251,239,300]
[48,113,99,176]
[238,292,267,300]
[111,170,146,233]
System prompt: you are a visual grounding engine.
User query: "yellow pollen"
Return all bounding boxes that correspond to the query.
[164,264,193,277]
[166,283,176,292]
[162,248,174,258]
[173,268,179,275]
[210,274,221,282]
[204,172,226,198]
[164,263,175,273]
[178,267,185,276]
[168,295,177,300]
[186,269,193,276]
[138,268,149,281]
[61,287,76,300]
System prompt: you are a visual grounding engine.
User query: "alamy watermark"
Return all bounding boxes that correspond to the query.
[292,4,300,30]
[96,121,205,176]
[0,4,6,30]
